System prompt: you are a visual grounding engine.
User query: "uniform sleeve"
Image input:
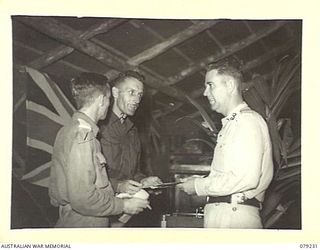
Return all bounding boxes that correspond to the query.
[66,132,124,217]
[99,126,121,191]
[195,114,264,196]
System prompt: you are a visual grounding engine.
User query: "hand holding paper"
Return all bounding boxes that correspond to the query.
[118,189,151,224]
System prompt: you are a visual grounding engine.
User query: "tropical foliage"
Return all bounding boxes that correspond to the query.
[243,54,301,228]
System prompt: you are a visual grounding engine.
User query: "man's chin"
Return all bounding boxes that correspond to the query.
[210,103,216,110]
[126,110,137,116]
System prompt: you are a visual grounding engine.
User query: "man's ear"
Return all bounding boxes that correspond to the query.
[112,86,119,98]
[226,78,236,93]
[98,94,105,106]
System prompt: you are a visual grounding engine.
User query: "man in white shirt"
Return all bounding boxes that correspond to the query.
[178,60,273,228]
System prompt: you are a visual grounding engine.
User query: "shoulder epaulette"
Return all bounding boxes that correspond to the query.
[75,118,94,143]
[239,106,252,113]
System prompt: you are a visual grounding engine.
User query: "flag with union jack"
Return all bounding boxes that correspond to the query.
[21,67,75,187]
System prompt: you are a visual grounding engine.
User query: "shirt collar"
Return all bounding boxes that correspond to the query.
[72,111,99,136]
[109,111,133,128]
[112,106,127,123]
[221,102,248,126]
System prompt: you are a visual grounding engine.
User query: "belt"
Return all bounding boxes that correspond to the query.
[207,195,261,209]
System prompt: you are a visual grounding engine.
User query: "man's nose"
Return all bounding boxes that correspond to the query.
[203,87,208,97]
[132,94,141,103]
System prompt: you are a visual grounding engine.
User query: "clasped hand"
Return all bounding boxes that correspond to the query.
[117,180,142,195]
[177,176,198,195]
[117,176,162,195]
[141,176,163,188]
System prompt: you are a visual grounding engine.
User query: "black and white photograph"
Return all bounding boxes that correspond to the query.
[11,16,302,230]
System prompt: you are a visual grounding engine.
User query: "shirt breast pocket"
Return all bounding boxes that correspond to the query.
[215,136,235,157]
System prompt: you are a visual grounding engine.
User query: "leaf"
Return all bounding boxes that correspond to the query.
[274,177,299,192]
[271,55,289,97]
[271,83,300,118]
[280,157,301,169]
[243,87,266,118]
[288,137,301,154]
[276,167,301,181]
[150,123,160,139]
[175,116,217,142]
[276,54,300,93]
[185,138,215,150]
[184,93,218,134]
[252,74,271,106]
[267,116,282,167]
[263,201,295,228]
[261,191,282,219]
[271,57,300,113]
[287,150,301,159]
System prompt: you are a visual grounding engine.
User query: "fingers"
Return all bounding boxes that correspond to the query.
[123,198,149,214]
[141,176,163,188]
[132,198,149,213]
[128,180,142,187]
[177,183,184,190]
[153,177,163,185]
[119,180,142,194]
[177,182,188,193]
[127,184,142,195]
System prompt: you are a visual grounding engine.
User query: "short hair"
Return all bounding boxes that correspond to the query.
[70,72,110,109]
[206,58,244,87]
[111,70,145,88]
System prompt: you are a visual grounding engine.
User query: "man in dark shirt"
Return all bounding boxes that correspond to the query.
[100,71,162,196]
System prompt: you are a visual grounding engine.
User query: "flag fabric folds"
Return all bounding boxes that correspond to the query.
[21,67,75,187]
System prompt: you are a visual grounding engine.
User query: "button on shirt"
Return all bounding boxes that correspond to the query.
[49,112,124,227]
[194,102,273,202]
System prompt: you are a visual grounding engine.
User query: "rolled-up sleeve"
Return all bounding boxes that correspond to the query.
[195,114,264,196]
[66,135,124,217]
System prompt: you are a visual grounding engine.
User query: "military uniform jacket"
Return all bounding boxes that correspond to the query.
[194,102,274,202]
[49,112,124,228]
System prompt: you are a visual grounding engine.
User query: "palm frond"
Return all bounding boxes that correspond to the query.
[267,116,283,166]
[289,137,301,154]
[175,116,217,142]
[280,157,301,169]
[185,138,215,150]
[287,150,301,159]
[271,83,300,118]
[263,201,295,228]
[270,57,300,115]
[252,74,271,106]
[274,177,300,192]
[271,54,290,96]
[184,94,218,133]
[275,167,301,181]
[243,87,267,118]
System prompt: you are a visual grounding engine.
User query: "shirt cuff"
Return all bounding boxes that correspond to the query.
[194,177,208,196]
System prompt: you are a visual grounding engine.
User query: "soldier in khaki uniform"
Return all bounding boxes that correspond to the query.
[49,72,149,228]
[178,60,273,228]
